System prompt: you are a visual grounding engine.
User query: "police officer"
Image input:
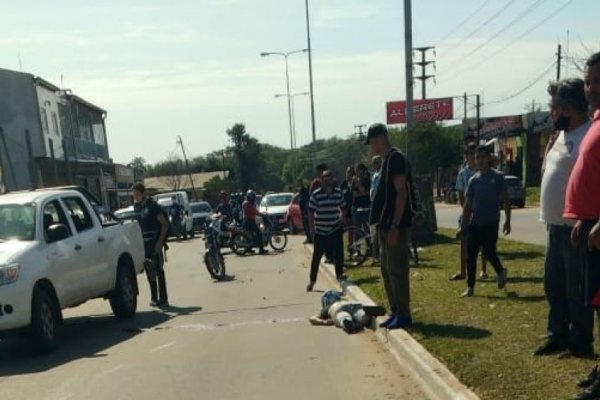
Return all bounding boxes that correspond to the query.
[132,183,170,307]
[243,190,268,255]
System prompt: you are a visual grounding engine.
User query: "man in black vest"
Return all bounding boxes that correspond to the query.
[367,123,414,330]
[132,183,170,307]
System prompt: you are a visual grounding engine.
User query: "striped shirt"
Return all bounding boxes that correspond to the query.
[309,187,346,235]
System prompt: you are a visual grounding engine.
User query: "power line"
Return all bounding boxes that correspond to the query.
[462,0,547,59]
[448,0,517,51]
[484,60,556,106]
[434,0,492,46]
[443,0,574,79]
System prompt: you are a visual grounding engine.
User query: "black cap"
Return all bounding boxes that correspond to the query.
[365,123,388,144]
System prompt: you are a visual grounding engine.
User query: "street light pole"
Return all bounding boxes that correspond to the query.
[305,0,317,167]
[261,49,308,182]
[275,91,310,181]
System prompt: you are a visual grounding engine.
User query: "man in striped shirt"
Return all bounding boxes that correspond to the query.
[307,170,346,291]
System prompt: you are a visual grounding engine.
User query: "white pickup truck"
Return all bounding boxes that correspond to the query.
[0,188,145,352]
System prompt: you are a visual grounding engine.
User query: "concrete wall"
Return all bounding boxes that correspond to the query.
[0,68,46,191]
[35,84,65,160]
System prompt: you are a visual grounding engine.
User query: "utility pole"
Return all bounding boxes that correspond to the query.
[305,0,317,168]
[556,44,562,81]
[413,46,436,100]
[463,92,468,122]
[476,94,481,144]
[354,124,367,141]
[404,0,415,157]
[177,136,198,201]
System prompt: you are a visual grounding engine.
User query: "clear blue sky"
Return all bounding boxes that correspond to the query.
[0,0,598,164]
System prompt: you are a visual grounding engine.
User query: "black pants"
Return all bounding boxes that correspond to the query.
[310,228,344,283]
[244,220,264,250]
[466,224,504,288]
[580,221,600,307]
[301,208,310,241]
[144,242,168,303]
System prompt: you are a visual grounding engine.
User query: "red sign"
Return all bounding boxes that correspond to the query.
[386,98,454,124]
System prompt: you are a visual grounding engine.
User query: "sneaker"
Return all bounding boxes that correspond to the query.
[387,315,412,330]
[157,300,169,308]
[479,272,489,280]
[149,300,159,307]
[259,249,269,255]
[337,274,348,282]
[533,340,567,356]
[449,273,465,281]
[578,366,600,389]
[497,268,508,289]
[306,281,315,292]
[379,315,397,328]
[574,377,600,400]
[460,287,474,297]
[558,348,595,360]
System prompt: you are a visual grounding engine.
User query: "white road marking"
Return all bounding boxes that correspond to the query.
[150,341,176,353]
[175,317,307,332]
[95,364,124,378]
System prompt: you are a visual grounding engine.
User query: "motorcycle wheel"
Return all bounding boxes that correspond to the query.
[269,232,288,251]
[231,233,252,256]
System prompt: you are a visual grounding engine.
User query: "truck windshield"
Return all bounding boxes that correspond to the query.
[0,204,36,241]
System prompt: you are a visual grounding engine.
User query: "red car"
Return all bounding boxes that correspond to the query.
[284,194,304,234]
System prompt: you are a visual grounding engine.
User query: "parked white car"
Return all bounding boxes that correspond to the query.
[0,188,145,352]
[259,193,294,228]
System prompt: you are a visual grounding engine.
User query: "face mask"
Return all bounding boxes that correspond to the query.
[554,115,571,131]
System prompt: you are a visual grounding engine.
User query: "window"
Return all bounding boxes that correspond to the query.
[40,107,49,134]
[0,204,36,241]
[43,200,72,242]
[62,197,94,232]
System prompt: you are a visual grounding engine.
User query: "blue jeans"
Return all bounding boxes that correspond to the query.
[544,225,593,351]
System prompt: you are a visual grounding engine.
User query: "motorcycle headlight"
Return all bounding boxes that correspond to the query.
[0,263,20,285]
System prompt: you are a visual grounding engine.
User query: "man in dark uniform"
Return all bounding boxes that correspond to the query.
[132,183,170,307]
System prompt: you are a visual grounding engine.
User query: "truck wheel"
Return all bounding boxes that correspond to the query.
[109,265,137,319]
[29,288,61,353]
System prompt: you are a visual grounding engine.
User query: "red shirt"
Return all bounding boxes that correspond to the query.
[564,110,600,220]
[243,201,257,220]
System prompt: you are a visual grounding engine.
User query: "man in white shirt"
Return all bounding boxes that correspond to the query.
[534,78,593,358]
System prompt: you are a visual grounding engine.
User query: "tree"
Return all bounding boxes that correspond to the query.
[227,123,264,191]
[203,176,233,207]
[129,157,147,172]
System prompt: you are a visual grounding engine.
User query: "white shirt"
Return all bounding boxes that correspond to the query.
[540,121,591,226]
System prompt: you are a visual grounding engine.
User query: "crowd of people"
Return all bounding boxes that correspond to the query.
[301,51,600,400]
[127,51,600,399]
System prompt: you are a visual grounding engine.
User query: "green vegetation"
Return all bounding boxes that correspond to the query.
[137,121,464,197]
[526,186,541,207]
[347,229,592,400]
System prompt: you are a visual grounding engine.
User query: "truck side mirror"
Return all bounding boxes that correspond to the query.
[47,224,70,243]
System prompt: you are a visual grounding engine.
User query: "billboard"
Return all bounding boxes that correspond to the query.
[386,97,454,124]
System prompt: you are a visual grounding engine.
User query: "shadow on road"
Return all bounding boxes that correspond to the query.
[0,310,174,377]
[506,276,543,284]
[409,322,491,340]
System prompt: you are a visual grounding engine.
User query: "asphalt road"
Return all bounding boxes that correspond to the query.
[0,236,428,400]
[435,203,546,247]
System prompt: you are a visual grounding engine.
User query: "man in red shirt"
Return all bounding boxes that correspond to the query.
[565,52,600,400]
[243,190,268,255]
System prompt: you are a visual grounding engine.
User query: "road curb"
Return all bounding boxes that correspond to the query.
[302,244,480,400]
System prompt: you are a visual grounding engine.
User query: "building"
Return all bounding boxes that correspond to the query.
[0,67,112,202]
[144,171,229,201]
[464,111,553,187]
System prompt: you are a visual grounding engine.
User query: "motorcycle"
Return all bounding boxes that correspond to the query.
[203,216,226,280]
[230,215,288,256]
